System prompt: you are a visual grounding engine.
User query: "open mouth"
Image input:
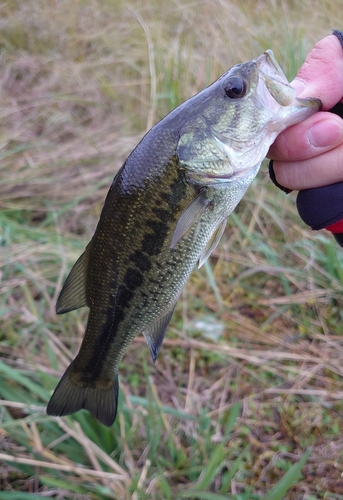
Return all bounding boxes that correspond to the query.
[258,50,297,106]
[259,51,321,112]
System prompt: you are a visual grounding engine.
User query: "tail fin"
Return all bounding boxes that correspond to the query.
[47,361,119,427]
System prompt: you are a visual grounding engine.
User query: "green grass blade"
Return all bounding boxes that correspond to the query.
[0,494,48,500]
[262,449,311,500]
[223,402,241,438]
[204,260,223,308]
[179,491,236,500]
[195,444,225,490]
[0,361,50,401]
[219,445,250,494]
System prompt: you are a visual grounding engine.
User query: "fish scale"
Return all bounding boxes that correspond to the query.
[47,50,320,425]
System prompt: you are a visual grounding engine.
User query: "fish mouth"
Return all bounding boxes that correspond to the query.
[258,50,321,110]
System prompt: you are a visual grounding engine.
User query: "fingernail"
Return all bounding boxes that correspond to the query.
[268,160,292,194]
[291,78,307,96]
[308,117,343,148]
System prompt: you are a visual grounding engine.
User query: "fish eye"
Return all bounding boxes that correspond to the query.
[224,77,247,99]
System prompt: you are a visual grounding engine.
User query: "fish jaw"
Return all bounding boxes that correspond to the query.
[257,49,321,133]
[176,50,321,186]
[259,49,296,106]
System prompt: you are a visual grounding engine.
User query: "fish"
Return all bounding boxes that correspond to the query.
[47,50,320,426]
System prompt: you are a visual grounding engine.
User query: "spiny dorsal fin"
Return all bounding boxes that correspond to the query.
[56,249,89,314]
[171,189,208,248]
[198,217,227,268]
[143,306,175,363]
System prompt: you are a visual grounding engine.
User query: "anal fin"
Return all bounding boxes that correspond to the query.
[198,217,227,268]
[143,306,175,363]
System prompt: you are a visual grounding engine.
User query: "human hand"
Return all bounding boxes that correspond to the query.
[268,31,343,245]
[268,33,343,190]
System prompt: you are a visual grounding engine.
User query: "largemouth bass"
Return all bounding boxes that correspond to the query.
[47,50,320,426]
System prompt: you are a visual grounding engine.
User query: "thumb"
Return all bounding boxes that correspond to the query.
[291,34,343,110]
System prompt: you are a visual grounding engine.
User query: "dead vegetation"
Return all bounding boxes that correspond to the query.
[1,0,343,498]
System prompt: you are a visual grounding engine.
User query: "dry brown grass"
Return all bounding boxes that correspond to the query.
[1,0,343,498]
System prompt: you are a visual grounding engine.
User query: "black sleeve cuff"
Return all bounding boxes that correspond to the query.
[296,182,343,230]
[332,29,343,49]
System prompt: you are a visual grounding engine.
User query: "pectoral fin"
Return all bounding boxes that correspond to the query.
[198,218,227,268]
[56,248,90,314]
[171,189,208,248]
[143,306,175,362]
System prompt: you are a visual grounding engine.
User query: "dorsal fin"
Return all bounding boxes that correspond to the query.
[198,217,227,268]
[143,306,175,362]
[171,189,208,248]
[56,249,89,314]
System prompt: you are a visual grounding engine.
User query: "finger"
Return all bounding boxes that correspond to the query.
[271,142,343,190]
[291,34,343,110]
[268,112,343,161]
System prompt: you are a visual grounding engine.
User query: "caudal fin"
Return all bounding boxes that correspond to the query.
[46,362,119,427]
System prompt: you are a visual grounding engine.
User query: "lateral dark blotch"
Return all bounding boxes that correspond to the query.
[143,220,169,250]
[108,294,116,308]
[147,220,168,237]
[141,233,160,255]
[79,309,123,382]
[117,285,134,304]
[129,250,152,271]
[159,191,171,203]
[124,268,144,289]
[153,208,170,221]
[171,175,193,213]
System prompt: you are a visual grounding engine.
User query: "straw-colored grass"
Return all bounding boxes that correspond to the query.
[1,0,343,498]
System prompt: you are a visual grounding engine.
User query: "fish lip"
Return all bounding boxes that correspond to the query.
[257,50,297,106]
[294,95,322,111]
[261,49,289,83]
[256,50,321,111]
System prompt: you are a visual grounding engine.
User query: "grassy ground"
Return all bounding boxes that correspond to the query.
[1,0,343,498]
